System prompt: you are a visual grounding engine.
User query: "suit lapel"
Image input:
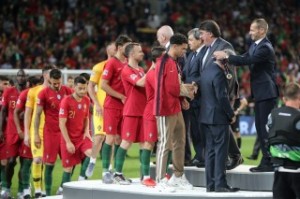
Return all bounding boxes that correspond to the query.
[203,38,220,69]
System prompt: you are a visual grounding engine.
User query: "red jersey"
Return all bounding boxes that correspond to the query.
[59,95,90,142]
[16,88,30,111]
[102,57,126,110]
[121,65,146,116]
[37,86,72,134]
[143,68,156,120]
[1,87,21,138]
[154,55,181,116]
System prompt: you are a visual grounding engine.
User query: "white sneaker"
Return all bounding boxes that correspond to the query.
[168,174,193,190]
[85,162,95,177]
[156,177,176,193]
[17,192,23,199]
[56,186,63,195]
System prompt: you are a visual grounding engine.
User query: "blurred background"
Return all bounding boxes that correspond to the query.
[0,0,300,116]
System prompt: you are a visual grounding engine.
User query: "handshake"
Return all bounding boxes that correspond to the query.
[180,81,198,100]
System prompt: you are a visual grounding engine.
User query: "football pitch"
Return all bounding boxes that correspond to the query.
[9,136,260,195]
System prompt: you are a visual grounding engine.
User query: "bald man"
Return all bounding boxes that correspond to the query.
[157,25,174,48]
[85,42,117,177]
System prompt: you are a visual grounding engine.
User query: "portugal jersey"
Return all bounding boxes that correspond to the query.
[121,64,146,116]
[143,68,156,121]
[102,57,126,110]
[59,95,90,142]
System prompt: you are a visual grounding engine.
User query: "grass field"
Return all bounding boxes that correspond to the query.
[9,136,260,196]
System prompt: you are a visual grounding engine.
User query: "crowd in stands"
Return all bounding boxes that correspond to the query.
[0,0,300,99]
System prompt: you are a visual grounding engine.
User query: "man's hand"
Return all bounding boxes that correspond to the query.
[181,98,190,110]
[24,133,31,147]
[95,103,103,116]
[230,115,236,124]
[34,134,42,148]
[120,95,127,104]
[18,130,24,140]
[66,141,75,154]
[192,81,198,94]
[84,132,93,142]
[180,83,195,99]
[213,51,228,60]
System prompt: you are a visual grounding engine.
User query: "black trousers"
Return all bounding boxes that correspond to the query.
[273,171,300,199]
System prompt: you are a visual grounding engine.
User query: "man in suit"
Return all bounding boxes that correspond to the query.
[214,18,279,172]
[182,28,206,167]
[199,20,243,170]
[199,48,239,192]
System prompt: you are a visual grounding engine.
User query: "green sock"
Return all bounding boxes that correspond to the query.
[80,157,90,177]
[1,165,7,189]
[166,151,172,173]
[141,149,151,176]
[61,172,72,187]
[113,144,120,169]
[115,147,127,173]
[18,164,23,193]
[45,165,54,196]
[22,158,32,189]
[139,149,143,177]
[102,143,112,171]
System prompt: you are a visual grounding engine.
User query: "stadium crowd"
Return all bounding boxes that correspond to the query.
[0,0,300,199]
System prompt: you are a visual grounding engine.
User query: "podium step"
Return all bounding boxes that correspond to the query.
[150,164,274,191]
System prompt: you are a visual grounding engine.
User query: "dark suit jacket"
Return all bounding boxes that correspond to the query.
[228,37,279,101]
[182,46,205,107]
[200,62,234,125]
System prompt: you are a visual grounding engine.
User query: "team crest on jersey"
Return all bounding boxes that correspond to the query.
[97,125,102,131]
[78,104,82,109]
[103,69,109,76]
[130,74,138,80]
[59,108,64,115]
[57,94,61,100]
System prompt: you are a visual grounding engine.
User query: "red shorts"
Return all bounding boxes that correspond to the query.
[61,138,92,168]
[143,119,158,142]
[103,108,123,135]
[3,134,21,159]
[19,141,32,159]
[121,116,144,142]
[43,132,61,164]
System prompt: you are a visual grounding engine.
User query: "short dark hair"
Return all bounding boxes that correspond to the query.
[199,20,221,38]
[124,42,140,58]
[42,64,56,75]
[67,76,74,80]
[115,35,132,48]
[283,83,300,100]
[0,75,10,82]
[74,76,87,85]
[79,73,90,81]
[170,33,188,45]
[50,69,62,79]
[151,46,165,62]
[27,75,41,87]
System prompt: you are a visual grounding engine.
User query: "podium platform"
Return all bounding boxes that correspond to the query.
[56,165,273,199]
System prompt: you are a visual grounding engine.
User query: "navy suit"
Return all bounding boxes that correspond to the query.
[200,61,234,189]
[182,47,206,162]
[228,37,279,166]
[199,38,241,158]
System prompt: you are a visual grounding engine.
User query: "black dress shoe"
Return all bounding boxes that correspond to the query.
[226,155,244,170]
[246,155,258,160]
[215,185,240,192]
[206,187,215,192]
[249,165,274,172]
[195,160,205,168]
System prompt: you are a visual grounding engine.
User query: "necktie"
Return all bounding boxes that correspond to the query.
[250,43,257,55]
[202,46,211,67]
[191,51,197,62]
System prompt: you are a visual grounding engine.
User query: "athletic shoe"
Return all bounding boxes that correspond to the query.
[56,187,63,195]
[85,162,95,177]
[16,192,23,199]
[156,177,176,193]
[0,189,11,199]
[23,194,31,199]
[168,174,193,190]
[165,173,171,180]
[34,192,43,198]
[113,173,131,185]
[102,172,113,184]
[42,191,46,197]
[142,178,156,187]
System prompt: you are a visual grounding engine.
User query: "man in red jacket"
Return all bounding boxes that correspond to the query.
[154,33,193,192]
